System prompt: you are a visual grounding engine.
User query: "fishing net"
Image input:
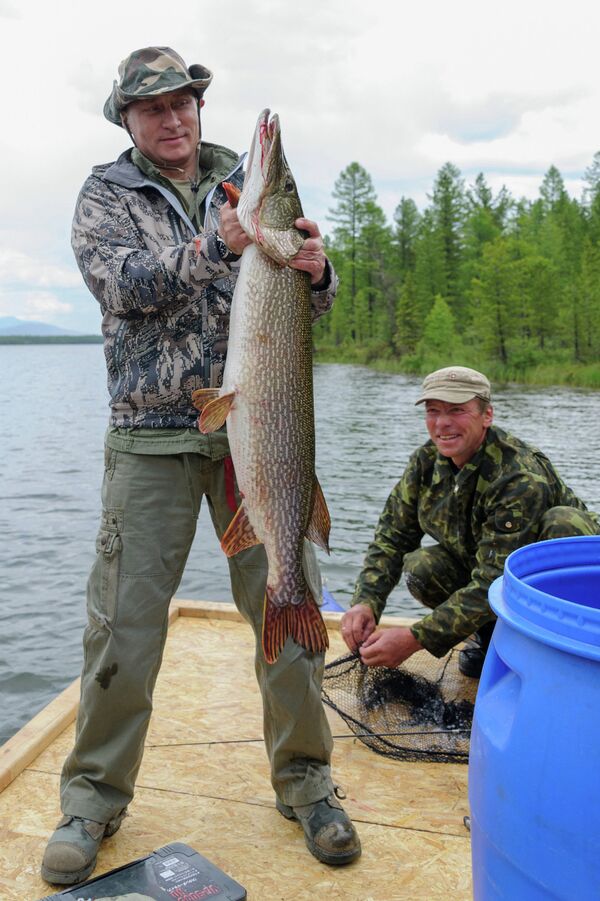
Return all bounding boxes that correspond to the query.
[321,649,477,764]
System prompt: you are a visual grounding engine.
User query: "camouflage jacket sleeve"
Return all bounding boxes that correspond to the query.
[310,259,338,322]
[72,176,236,316]
[410,469,556,657]
[350,452,425,620]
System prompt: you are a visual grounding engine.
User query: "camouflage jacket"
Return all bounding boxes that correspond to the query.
[72,144,336,429]
[351,425,592,656]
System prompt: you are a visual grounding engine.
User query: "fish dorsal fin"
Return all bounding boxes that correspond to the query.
[221,502,261,557]
[305,476,331,554]
[191,387,220,411]
[198,392,235,434]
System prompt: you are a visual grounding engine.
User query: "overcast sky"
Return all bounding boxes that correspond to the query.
[2,0,600,333]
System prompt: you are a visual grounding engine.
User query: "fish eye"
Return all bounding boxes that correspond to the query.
[284,179,295,192]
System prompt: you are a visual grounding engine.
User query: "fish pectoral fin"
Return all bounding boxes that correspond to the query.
[198,392,235,434]
[221,503,260,557]
[192,387,221,412]
[222,181,241,208]
[305,476,331,554]
[262,588,329,664]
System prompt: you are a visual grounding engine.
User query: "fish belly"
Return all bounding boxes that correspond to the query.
[224,244,314,602]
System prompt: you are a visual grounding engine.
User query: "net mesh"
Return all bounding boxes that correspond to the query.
[321,649,477,764]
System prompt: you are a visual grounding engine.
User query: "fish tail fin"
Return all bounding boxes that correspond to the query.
[291,588,330,658]
[262,596,293,665]
[262,587,329,665]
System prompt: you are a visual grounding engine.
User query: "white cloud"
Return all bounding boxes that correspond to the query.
[0,249,81,290]
[0,289,73,320]
[0,0,20,17]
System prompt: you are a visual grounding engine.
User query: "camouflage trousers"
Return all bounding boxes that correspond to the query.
[59,448,333,825]
[403,505,600,613]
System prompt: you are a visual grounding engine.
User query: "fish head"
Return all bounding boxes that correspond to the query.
[238,109,305,266]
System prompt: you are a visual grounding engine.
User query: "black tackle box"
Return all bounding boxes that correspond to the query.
[38,842,246,900]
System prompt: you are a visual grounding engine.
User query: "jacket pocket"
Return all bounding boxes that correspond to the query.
[87,508,123,629]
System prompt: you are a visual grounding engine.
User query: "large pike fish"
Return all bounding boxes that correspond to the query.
[192,109,331,664]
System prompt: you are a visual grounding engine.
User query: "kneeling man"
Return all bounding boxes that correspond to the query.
[342,366,599,676]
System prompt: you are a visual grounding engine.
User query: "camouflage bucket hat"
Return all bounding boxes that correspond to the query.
[104,46,213,126]
[415,366,491,405]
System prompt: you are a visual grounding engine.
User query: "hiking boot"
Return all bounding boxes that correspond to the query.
[458,622,495,678]
[41,810,126,885]
[276,793,361,866]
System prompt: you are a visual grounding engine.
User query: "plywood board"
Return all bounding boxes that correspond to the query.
[0,604,472,899]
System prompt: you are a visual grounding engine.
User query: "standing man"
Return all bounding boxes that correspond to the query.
[41,47,360,886]
[341,365,600,673]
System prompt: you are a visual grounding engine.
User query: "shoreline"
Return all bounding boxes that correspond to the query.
[3,339,600,391]
[0,335,103,344]
[314,348,600,391]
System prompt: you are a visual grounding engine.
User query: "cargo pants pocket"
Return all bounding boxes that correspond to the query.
[87,507,123,630]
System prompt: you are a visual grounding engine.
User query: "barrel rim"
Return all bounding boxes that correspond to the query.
[490,536,600,659]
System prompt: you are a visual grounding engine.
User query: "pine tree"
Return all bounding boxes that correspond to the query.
[460,174,505,313]
[412,209,446,332]
[395,272,421,354]
[470,238,519,364]
[430,162,466,313]
[356,201,395,344]
[393,197,421,277]
[540,165,568,214]
[513,251,559,352]
[327,163,382,345]
[583,151,600,243]
[415,295,463,369]
[583,151,600,201]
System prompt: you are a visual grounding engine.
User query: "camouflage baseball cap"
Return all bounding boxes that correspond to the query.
[415,366,491,405]
[104,46,213,126]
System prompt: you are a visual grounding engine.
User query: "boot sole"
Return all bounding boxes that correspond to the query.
[276,799,361,866]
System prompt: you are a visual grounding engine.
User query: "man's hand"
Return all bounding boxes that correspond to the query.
[359,626,423,668]
[218,203,252,256]
[340,604,377,653]
[290,218,328,285]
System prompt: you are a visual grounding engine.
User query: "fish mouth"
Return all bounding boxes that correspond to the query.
[239,108,280,242]
[238,108,302,263]
[245,108,279,182]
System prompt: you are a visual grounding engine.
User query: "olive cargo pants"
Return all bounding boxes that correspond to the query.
[60,448,334,824]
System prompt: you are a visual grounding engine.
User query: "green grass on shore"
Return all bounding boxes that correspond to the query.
[314,344,600,390]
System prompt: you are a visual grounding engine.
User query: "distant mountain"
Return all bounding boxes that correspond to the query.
[0,317,81,337]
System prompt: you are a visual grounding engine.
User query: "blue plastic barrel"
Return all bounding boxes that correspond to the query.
[469,536,600,900]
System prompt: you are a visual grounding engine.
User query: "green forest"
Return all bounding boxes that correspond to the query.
[315,153,600,387]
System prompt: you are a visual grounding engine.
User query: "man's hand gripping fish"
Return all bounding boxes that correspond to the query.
[192,109,331,664]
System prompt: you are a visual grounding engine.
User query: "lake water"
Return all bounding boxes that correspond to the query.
[1,345,599,744]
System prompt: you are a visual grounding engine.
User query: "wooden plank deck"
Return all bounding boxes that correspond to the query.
[0,601,472,900]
